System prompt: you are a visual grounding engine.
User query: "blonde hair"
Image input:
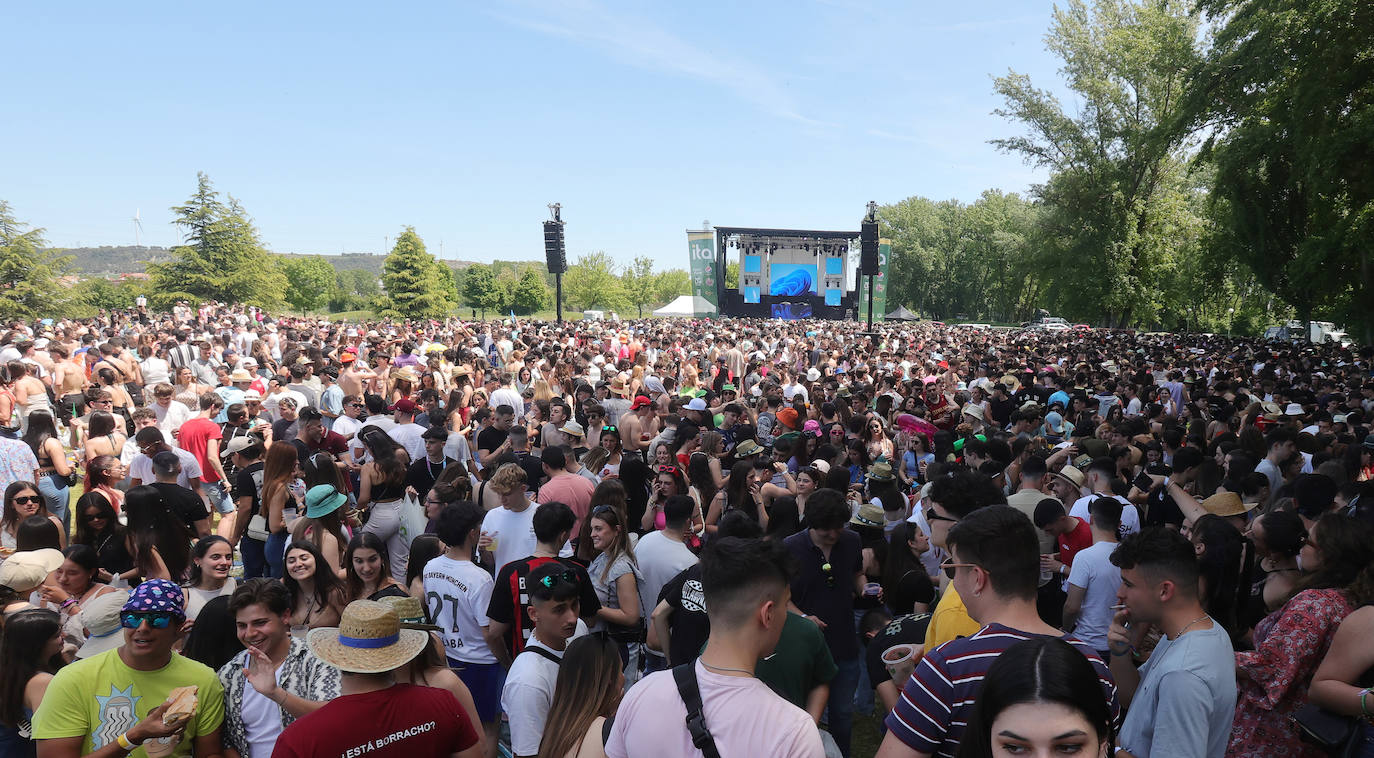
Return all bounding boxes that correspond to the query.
[531,379,554,404]
[488,463,527,495]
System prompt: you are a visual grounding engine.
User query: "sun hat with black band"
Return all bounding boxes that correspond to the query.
[308,599,429,674]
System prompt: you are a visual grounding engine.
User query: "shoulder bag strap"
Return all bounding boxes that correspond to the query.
[519,645,563,665]
[672,663,722,758]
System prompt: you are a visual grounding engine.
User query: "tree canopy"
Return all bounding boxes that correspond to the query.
[0,201,73,320]
[378,227,453,320]
[148,172,287,309]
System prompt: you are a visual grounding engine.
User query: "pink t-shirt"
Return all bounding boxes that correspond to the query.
[606,660,824,758]
[537,472,595,536]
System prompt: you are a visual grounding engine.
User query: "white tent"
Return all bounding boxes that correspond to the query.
[653,295,716,318]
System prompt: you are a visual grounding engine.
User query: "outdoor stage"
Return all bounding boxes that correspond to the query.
[685,225,863,320]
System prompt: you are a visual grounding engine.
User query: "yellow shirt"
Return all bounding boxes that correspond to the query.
[32,648,224,758]
[924,585,982,651]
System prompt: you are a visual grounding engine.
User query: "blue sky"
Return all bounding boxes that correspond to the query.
[6,1,1064,269]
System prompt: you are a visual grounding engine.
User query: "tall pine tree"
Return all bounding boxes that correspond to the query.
[378,227,452,320]
[148,173,286,308]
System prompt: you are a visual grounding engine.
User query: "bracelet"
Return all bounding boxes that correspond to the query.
[61,598,77,609]
[1360,687,1371,719]
[116,732,141,751]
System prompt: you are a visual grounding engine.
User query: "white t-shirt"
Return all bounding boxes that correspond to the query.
[607,660,824,758]
[154,400,194,438]
[422,555,497,664]
[129,446,203,489]
[238,657,285,758]
[388,421,425,463]
[633,531,698,625]
[481,504,539,575]
[501,624,588,756]
[1066,541,1124,650]
[1070,493,1140,536]
[331,414,361,443]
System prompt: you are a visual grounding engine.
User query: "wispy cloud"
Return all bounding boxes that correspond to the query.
[490,0,828,126]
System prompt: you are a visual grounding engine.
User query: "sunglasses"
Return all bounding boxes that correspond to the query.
[348,403,365,408]
[656,465,679,475]
[121,611,178,630]
[820,561,835,588]
[536,570,578,589]
[940,559,978,580]
[925,507,958,524]
[592,504,619,520]
[12,495,41,505]
[601,425,618,433]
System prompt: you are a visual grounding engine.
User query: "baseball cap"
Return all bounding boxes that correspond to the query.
[390,398,419,414]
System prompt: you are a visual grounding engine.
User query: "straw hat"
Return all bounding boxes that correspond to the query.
[559,421,585,438]
[392,367,419,384]
[609,375,631,397]
[452,365,472,378]
[851,502,886,529]
[1200,491,1255,518]
[308,600,430,674]
[376,595,441,632]
[1054,465,1086,490]
[866,462,896,482]
[733,439,762,458]
[961,404,985,422]
[229,369,255,383]
[76,590,130,659]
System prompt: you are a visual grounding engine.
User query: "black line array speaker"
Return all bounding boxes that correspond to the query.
[859,218,879,276]
[543,221,566,274]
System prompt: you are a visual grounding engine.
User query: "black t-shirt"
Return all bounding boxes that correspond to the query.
[486,556,600,660]
[987,397,1014,428]
[476,426,508,457]
[234,461,265,518]
[1144,484,1184,527]
[660,564,709,666]
[272,418,299,444]
[150,482,208,532]
[784,528,864,660]
[865,612,932,686]
[406,456,455,501]
[514,451,546,491]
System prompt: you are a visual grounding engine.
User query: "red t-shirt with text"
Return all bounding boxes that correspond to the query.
[272,683,478,758]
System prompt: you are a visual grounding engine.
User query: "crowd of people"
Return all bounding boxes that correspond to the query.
[0,301,1372,758]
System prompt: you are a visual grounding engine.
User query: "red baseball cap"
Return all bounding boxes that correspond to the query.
[631,395,652,410]
[390,398,419,413]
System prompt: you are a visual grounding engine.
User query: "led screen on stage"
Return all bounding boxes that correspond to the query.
[743,255,762,274]
[771,302,813,319]
[769,263,818,296]
[826,257,844,275]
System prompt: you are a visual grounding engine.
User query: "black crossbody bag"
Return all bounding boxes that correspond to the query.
[672,663,722,758]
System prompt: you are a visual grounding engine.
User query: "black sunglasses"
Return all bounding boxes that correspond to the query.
[926,507,958,524]
[12,495,41,505]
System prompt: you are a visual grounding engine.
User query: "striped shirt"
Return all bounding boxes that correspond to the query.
[885,623,1121,757]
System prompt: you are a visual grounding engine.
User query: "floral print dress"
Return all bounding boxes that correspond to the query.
[1228,587,1353,758]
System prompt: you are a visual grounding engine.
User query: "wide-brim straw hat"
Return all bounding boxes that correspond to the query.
[1054,465,1086,490]
[1200,491,1256,518]
[376,595,441,632]
[308,600,430,674]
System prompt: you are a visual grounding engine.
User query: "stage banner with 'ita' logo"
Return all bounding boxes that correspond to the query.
[686,230,718,317]
[857,238,892,321]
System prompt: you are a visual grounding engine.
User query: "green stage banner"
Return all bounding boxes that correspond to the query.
[687,230,718,316]
[857,238,892,321]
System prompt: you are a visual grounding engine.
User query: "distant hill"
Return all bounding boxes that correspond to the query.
[53,245,543,278]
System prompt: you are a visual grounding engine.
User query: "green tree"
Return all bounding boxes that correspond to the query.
[725,262,739,290]
[378,227,452,320]
[991,0,1204,326]
[76,277,152,313]
[461,263,505,320]
[281,255,335,314]
[344,269,378,296]
[564,251,627,311]
[147,173,287,309]
[0,201,73,320]
[510,268,549,315]
[1182,0,1374,339]
[621,256,658,317]
[654,269,691,303]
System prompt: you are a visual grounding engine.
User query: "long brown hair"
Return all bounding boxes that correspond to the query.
[261,442,299,516]
[536,634,623,758]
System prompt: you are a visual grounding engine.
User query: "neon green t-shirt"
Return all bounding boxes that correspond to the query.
[32,648,225,758]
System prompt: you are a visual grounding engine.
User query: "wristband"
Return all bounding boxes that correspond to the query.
[61,598,78,609]
[1361,687,1372,719]
[117,732,141,751]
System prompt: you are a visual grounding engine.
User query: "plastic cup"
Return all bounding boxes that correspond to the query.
[863,582,882,597]
[882,643,921,684]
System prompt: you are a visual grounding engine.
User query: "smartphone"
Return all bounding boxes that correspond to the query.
[1133,471,1154,491]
